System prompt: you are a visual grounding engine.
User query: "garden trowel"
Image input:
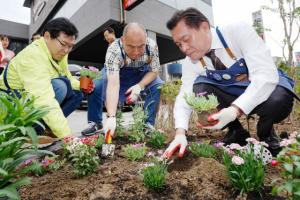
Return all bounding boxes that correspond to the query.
[101,130,115,157]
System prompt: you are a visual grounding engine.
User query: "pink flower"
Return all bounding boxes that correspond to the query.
[246,138,259,145]
[270,160,278,166]
[231,156,244,165]
[88,66,99,72]
[157,149,164,155]
[147,151,155,157]
[214,142,225,148]
[259,141,269,147]
[280,138,296,147]
[132,143,143,149]
[228,143,242,150]
[41,159,54,168]
[63,136,73,143]
[196,92,207,96]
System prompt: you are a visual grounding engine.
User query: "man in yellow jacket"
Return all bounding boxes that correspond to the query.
[0,18,96,138]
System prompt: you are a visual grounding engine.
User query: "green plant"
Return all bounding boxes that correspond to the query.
[272,135,300,199]
[115,109,126,137]
[21,157,62,176]
[80,66,101,79]
[146,130,166,149]
[160,80,182,102]
[142,162,168,190]
[184,93,219,113]
[122,143,147,161]
[129,104,147,142]
[189,142,217,159]
[222,142,265,195]
[63,137,100,177]
[0,92,53,200]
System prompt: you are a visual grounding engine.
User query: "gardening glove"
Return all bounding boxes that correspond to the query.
[197,106,240,130]
[104,117,116,137]
[125,84,142,104]
[82,80,95,94]
[163,133,188,158]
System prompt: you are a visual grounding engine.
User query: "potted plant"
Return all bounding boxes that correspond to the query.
[79,66,100,90]
[184,93,219,126]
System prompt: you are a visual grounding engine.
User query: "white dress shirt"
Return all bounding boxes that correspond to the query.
[174,22,279,130]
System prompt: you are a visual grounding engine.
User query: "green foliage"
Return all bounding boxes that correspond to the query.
[160,80,182,102]
[142,162,167,190]
[189,143,217,159]
[122,144,147,161]
[0,92,52,200]
[146,130,166,149]
[129,104,147,142]
[80,66,101,80]
[63,137,100,177]
[222,144,265,195]
[184,93,219,113]
[115,109,126,138]
[272,136,300,199]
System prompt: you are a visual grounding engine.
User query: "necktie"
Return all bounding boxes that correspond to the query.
[205,49,226,70]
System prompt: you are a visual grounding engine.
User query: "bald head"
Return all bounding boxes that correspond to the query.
[121,22,148,60]
[123,22,147,39]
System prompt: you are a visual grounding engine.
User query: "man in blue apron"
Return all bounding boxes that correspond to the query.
[163,8,298,158]
[96,22,163,138]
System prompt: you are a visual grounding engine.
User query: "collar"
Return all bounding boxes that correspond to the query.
[209,27,224,50]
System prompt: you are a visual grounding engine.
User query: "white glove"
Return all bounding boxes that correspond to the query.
[125,84,142,103]
[199,106,239,130]
[163,132,188,158]
[104,117,116,137]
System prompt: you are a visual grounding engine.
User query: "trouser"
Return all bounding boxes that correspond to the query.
[193,83,294,140]
[92,68,162,125]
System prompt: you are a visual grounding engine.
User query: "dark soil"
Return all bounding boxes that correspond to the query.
[19,114,300,200]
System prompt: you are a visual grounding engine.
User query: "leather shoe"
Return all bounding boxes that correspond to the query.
[223,127,250,146]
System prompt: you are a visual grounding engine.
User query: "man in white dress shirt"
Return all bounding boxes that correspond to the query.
[163,8,296,157]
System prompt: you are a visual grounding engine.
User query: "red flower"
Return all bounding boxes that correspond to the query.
[270,160,279,166]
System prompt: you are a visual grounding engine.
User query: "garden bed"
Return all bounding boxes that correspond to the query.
[19,115,299,200]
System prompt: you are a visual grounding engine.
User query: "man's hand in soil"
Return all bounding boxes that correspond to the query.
[104,116,116,137]
[82,81,95,94]
[197,106,242,130]
[125,84,142,104]
[163,129,187,158]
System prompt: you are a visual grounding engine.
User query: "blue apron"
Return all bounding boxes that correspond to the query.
[194,27,299,101]
[117,39,163,102]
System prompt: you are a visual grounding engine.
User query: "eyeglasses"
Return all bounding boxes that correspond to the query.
[55,38,74,50]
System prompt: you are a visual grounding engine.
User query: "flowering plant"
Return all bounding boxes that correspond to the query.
[271,132,300,199]
[189,142,217,159]
[122,143,147,161]
[221,138,270,195]
[80,66,100,80]
[63,136,100,177]
[20,157,62,176]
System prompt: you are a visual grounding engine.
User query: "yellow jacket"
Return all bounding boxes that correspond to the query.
[0,38,80,138]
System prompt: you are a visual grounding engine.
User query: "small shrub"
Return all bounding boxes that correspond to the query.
[123,143,147,161]
[142,162,167,190]
[129,105,147,142]
[184,93,219,113]
[147,130,166,149]
[189,142,217,159]
[115,109,126,137]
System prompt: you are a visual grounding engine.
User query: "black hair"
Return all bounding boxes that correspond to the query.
[167,7,210,30]
[42,17,78,39]
[31,32,41,40]
[0,35,10,41]
[104,27,115,34]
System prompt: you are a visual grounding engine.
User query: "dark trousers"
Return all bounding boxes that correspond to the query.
[193,83,294,140]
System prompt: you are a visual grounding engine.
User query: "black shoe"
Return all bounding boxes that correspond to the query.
[263,134,282,157]
[223,127,250,146]
[81,122,103,136]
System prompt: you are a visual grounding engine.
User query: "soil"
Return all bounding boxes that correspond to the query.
[19,113,300,200]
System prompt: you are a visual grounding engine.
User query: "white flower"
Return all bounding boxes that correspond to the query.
[259,141,269,147]
[232,156,244,165]
[280,138,297,147]
[246,138,259,144]
[228,143,242,150]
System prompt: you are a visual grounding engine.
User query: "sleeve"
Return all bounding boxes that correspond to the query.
[149,40,160,73]
[105,43,123,76]
[174,59,199,130]
[229,22,279,114]
[17,55,71,138]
